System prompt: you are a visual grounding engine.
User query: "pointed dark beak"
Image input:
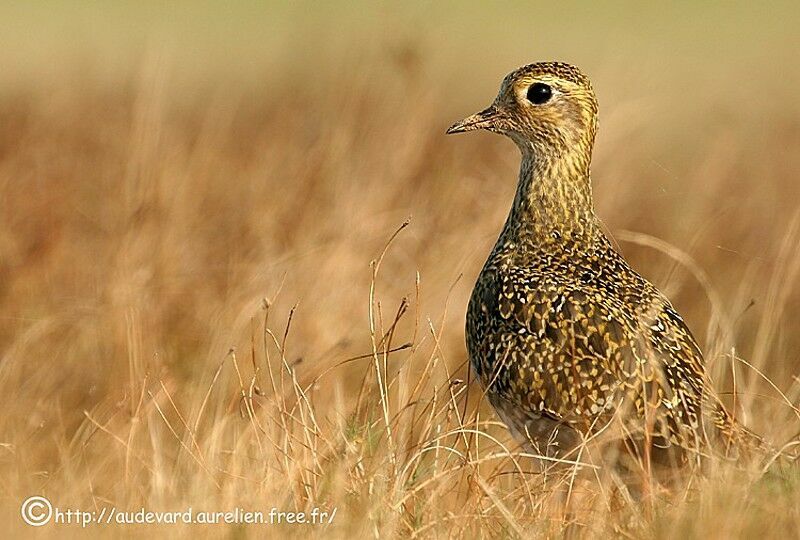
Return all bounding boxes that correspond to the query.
[446,105,502,134]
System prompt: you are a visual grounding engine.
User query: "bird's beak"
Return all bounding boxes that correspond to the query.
[446,105,502,134]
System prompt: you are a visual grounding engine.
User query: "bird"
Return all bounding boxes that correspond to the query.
[447,61,763,475]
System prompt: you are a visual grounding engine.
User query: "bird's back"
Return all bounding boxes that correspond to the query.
[466,229,743,463]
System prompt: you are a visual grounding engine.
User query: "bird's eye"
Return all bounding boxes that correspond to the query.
[527,83,552,105]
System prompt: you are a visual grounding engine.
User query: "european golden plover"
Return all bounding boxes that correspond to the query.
[448,62,760,470]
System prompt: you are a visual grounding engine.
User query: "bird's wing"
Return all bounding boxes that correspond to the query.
[476,267,737,454]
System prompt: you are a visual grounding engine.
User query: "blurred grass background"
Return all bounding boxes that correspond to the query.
[1,1,800,537]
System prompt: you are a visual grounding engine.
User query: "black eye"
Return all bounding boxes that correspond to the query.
[527,83,552,105]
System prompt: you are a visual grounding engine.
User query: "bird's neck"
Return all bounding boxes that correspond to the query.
[499,145,599,249]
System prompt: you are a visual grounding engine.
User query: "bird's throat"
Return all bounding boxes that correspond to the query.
[500,149,598,249]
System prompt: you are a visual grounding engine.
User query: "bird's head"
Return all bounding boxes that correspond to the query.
[447,62,598,157]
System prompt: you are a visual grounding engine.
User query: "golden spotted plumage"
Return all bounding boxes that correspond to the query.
[449,62,760,467]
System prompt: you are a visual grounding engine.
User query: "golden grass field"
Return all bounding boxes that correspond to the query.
[2,2,800,538]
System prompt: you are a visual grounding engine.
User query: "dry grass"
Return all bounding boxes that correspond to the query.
[2,6,800,537]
